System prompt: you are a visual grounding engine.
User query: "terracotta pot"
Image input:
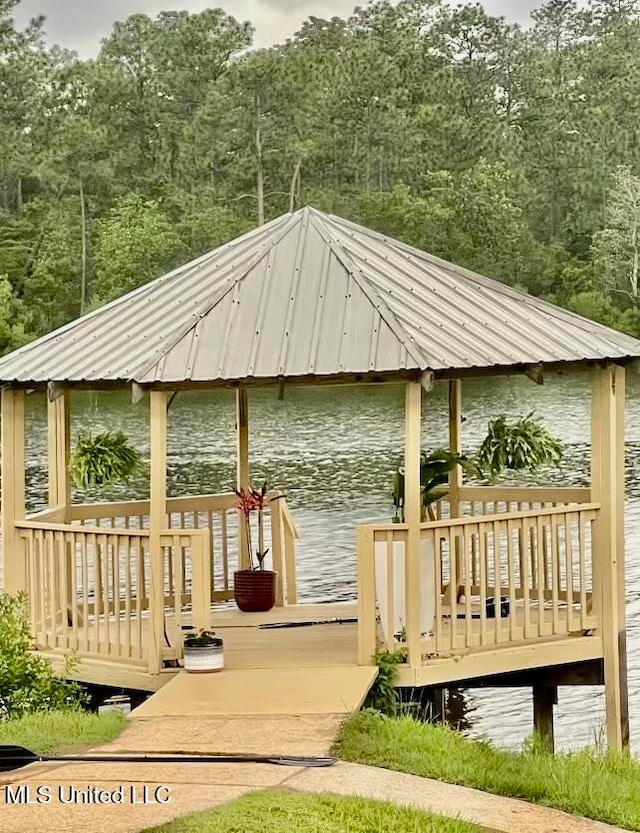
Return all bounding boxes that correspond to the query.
[234,569,277,613]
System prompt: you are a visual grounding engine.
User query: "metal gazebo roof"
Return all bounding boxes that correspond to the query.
[2,206,640,386]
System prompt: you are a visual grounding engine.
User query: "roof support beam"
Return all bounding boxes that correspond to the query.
[404,381,422,670]
[1,388,25,595]
[236,387,250,570]
[524,364,544,385]
[47,390,70,514]
[591,364,629,750]
[149,390,168,675]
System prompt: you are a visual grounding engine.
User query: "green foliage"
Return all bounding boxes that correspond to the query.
[0,709,126,754]
[70,430,142,489]
[93,195,186,304]
[335,711,640,831]
[393,449,480,522]
[477,413,563,478]
[365,651,406,715]
[145,790,481,833]
[0,593,85,719]
[3,2,640,351]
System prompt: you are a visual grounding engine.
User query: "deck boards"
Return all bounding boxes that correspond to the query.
[133,601,375,718]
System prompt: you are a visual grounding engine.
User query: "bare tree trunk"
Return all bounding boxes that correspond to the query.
[16,176,22,213]
[80,179,88,314]
[256,93,265,227]
[289,158,302,213]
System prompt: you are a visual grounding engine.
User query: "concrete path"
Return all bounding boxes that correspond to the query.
[0,717,629,833]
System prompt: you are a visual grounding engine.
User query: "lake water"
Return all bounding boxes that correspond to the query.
[16,370,640,752]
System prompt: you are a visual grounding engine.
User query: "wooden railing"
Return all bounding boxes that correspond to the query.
[431,486,591,521]
[15,520,212,670]
[66,490,298,606]
[357,500,599,666]
[17,491,299,674]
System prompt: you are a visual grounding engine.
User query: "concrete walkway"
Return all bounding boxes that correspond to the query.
[0,715,628,833]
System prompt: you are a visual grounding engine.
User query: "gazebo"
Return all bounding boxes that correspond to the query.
[1,206,639,749]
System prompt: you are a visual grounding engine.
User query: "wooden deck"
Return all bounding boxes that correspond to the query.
[129,601,376,719]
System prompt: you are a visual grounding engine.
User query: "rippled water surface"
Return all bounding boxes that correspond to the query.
[17,372,640,752]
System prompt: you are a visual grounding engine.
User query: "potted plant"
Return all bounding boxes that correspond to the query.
[70,430,142,489]
[233,483,282,613]
[392,449,480,522]
[477,412,563,479]
[183,628,223,673]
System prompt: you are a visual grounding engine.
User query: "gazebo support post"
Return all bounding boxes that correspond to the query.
[236,387,250,570]
[47,391,70,517]
[447,380,463,606]
[1,388,25,595]
[591,363,629,750]
[405,381,422,669]
[149,391,168,674]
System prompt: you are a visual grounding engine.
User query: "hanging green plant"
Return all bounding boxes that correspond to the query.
[70,431,142,489]
[477,412,563,479]
[392,448,481,522]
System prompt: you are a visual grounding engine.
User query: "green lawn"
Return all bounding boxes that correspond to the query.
[335,710,640,831]
[145,790,483,832]
[0,709,127,754]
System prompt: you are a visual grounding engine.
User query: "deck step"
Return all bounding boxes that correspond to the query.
[131,665,378,718]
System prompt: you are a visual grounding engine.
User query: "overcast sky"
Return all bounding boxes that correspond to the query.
[13,1,545,56]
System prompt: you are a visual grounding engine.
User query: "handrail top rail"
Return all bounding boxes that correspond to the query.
[66,489,288,520]
[358,501,601,534]
[16,519,210,539]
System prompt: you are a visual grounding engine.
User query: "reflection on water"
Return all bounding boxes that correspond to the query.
[17,371,640,751]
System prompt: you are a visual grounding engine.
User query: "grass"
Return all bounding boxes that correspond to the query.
[335,710,640,831]
[0,709,127,755]
[144,790,483,832]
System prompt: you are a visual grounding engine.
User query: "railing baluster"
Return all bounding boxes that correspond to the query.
[125,535,132,659]
[463,526,472,648]
[579,514,588,630]
[100,533,110,655]
[522,519,532,638]
[111,534,121,657]
[385,530,395,652]
[434,529,444,654]
[536,515,546,637]
[493,520,504,644]
[80,533,89,652]
[450,529,458,652]
[173,534,182,632]
[551,514,560,634]
[478,523,487,645]
[507,519,517,642]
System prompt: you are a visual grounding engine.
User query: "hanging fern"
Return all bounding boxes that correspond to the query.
[477,412,563,478]
[70,431,142,489]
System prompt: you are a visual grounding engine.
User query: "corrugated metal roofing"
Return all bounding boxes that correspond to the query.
[1,206,640,385]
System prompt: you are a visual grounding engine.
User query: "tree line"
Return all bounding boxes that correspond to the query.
[2,0,640,352]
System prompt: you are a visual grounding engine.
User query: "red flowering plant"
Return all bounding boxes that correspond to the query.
[234,483,282,571]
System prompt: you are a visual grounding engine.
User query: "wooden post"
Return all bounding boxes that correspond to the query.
[236,387,250,570]
[448,380,462,513]
[356,525,376,664]
[270,497,285,606]
[1,388,26,595]
[47,391,70,515]
[591,364,629,750]
[191,532,212,631]
[149,391,168,675]
[533,685,557,751]
[448,380,463,606]
[405,381,422,669]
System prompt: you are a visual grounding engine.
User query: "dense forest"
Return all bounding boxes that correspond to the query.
[2,0,640,352]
